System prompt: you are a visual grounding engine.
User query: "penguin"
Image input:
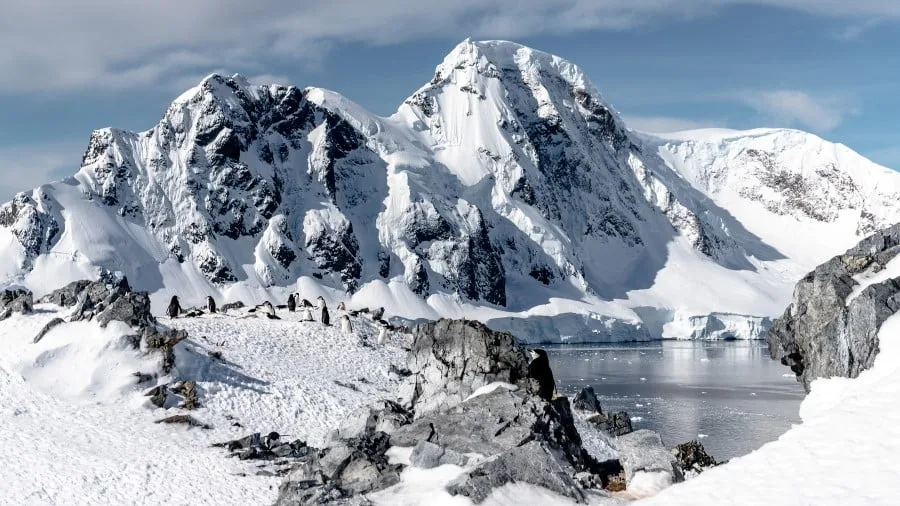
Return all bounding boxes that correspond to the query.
[300,307,314,322]
[321,305,330,326]
[371,307,385,321]
[264,431,281,450]
[340,314,352,333]
[206,295,216,314]
[377,325,388,345]
[166,295,182,318]
[316,296,326,309]
[337,301,346,313]
[287,293,296,312]
[261,301,278,319]
[527,349,556,402]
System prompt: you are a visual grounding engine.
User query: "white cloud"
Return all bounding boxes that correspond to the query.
[0,142,85,201]
[739,90,848,131]
[623,115,726,133]
[0,0,898,94]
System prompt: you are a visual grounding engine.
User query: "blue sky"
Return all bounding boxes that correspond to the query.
[0,1,898,200]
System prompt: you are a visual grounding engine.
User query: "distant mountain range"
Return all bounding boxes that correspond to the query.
[3,39,899,341]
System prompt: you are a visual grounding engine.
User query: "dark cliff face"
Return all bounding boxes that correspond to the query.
[768,223,900,392]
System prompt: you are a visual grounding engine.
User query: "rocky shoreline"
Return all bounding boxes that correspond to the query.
[274,319,718,504]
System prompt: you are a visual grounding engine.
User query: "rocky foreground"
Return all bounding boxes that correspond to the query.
[274,319,717,504]
[0,279,720,504]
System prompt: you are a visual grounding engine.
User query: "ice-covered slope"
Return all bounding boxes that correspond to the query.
[2,40,900,341]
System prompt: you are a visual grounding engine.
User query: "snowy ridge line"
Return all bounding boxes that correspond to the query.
[2,40,900,342]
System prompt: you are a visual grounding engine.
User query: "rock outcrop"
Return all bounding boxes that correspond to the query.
[0,287,33,320]
[767,223,900,391]
[671,440,719,478]
[397,319,529,417]
[277,319,625,504]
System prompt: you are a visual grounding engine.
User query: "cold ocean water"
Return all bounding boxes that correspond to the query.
[546,340,805,461]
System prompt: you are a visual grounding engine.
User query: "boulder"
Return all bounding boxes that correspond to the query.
[220,301,246,313]
[768,223,900,391]
[95,291,154,328]
[0,287,33,320]
[586,411,633,437]
[671,440,718,478]
[337,400,412,440]
[398,319,529,417]
[573,385,603,413]
[409,441,469,469]
[614,429,682,485]
[446,441,587,503]
[276,432,401,504]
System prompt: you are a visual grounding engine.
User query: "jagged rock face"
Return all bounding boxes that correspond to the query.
[0,287,33,319]
[397,319,529,417]
[768,223,900,391]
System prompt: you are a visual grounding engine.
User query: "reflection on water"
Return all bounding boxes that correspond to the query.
[545,341,805,461]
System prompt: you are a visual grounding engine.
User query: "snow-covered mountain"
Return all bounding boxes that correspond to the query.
[2,39,900,341]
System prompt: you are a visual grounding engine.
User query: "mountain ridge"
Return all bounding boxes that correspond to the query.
[2,39,899,341]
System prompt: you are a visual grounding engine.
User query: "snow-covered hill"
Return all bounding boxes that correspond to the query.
[2,40,900,341]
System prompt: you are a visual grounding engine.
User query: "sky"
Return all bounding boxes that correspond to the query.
[0,0,898,200]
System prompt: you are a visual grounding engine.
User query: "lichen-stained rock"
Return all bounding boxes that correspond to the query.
[767,222,900,391]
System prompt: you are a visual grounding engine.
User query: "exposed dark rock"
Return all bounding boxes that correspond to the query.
[154,415,211,429]
[39,279,108,307]
[220,301,246,312]
[767,223,900,391]
[409,440,469,469]
[671,440,719,478]
[573,385,602,413]
[0,287,33,320]
[95,291,154,328]
[144,327,188,374]
[276,431,401,505]
[397,319,528,417]
[275,319,621,504]
[586,411,633,437]
[337,400,413,440]
[446,441,587,503]
[145,384,169,408]
[33,317,65,343]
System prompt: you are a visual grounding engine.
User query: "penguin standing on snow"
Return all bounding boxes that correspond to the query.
[166,296,182,318]
[337,301,346,314]
[206,296,217,314]
[299,306,314,322]
[317,296,330,326]
[527,349,556,401]
[287,293,296,313]
[340,314,352,333]
[377,325,389,345]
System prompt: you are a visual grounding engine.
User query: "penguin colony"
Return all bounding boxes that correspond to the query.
[161,291,391,343]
